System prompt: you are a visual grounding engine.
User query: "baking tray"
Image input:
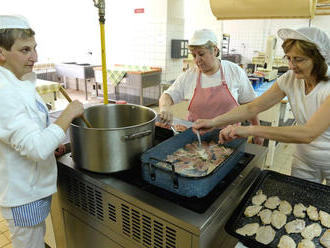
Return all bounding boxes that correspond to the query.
[155,126,174,143]
[225,170,330,248]
[141,128,246,198]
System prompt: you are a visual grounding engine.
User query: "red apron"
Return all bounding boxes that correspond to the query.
[187,62,238,122]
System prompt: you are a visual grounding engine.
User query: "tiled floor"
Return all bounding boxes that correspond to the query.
[0,89,294,248]
[0,212,11,248]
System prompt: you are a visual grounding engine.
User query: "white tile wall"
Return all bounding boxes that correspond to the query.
[105,0,168,70]
[221,16,330,64]
[4,0,330,81]
[184,0,222,40]
[222,19,310,64]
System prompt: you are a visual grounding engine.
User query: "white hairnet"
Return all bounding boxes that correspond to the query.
[0,15,31,30]
[189,29,218,47]
[278,27,330,64]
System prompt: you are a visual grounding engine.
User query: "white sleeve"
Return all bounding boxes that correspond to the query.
[163,71,187,104]
[276,71,292,95]
[0,88,66,161]
[236,66,257,104]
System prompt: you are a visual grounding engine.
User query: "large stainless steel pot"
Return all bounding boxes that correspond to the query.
[70,104,157,173]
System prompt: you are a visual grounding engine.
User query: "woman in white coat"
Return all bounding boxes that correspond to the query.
[193,26,330,185]
[0,15,84,248]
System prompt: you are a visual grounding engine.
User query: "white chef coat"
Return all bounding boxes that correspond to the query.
[277,69,330,181]
[164,60,256,105]
[0,66,66,207]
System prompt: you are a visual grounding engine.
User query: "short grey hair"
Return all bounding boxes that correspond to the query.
[188,41,219,57]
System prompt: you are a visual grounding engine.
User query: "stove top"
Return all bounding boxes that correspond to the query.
[61,126,257,215]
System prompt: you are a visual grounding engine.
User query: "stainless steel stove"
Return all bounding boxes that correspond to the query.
[51,136,267,248]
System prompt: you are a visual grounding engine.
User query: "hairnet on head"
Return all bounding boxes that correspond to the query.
[0,15,31,30]
[189,29,218,47]
[278,27,330,64]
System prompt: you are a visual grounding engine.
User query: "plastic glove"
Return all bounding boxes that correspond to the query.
[159,105,173,125]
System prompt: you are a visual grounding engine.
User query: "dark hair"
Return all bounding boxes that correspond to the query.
[0,28,35,51]
[282,39,329,83]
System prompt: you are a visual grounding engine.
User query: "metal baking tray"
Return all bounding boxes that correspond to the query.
[225,170,330,248]
[141,128,246,198]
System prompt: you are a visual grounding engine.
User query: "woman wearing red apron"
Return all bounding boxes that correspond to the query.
[159,29,262,144]
[187,62,238,122]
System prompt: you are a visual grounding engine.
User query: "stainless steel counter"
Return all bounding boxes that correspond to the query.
[52,144,267,248]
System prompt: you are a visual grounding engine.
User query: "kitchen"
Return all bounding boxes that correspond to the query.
[1,0,330,248]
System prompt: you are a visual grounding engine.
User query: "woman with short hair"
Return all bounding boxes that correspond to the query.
[0,15,84,248]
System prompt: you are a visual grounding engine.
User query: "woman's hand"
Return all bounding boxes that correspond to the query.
[219,125,251,144]
[66,100,85,120]
[55,100,85,132]
[159,106,173,125]
[55,144,66,157]
[192,119,215,135]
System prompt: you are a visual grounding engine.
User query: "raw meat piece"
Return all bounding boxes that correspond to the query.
[155,121,171,129]
[279,200,292,215]
[258,209,272,225]
[271,210,287,229]
[173,124,188,132]
[297,239,315,248]
[320,210,330,228]
[155,122,188,132]
[301,223,322,240]
[320,229,330,248]
[255,225,276,245]
[252,190,267,205]
[293,203,307,218]
[157,141,234,177]
[277,235,296,248]
[236,223,259,236]
[285,219,305,234]
[265,196,280,209]
[306,205,319,221]
[244,205,263,217]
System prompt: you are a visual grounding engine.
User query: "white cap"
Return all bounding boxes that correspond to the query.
[278,27,330,64]
[0,15,31,30]
[189,29,218,46]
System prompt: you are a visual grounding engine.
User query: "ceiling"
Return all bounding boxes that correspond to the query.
[210,0,330,20]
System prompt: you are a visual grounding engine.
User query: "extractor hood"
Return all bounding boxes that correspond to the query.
[210,0,317,20]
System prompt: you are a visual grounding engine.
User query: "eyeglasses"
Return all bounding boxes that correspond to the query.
[283,55,307,65]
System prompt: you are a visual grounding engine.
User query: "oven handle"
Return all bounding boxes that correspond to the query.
[149,157,178,189]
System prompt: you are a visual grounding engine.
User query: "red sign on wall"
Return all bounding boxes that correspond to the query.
[134,8,145,14]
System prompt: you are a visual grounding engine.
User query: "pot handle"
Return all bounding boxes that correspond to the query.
[124,130,152,141]
[149,157,178,189]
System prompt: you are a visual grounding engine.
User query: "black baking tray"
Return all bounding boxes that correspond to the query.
[225,170,330,248]
[155,126,174,143]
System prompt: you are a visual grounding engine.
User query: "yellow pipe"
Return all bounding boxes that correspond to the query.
[99,22,108,104]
